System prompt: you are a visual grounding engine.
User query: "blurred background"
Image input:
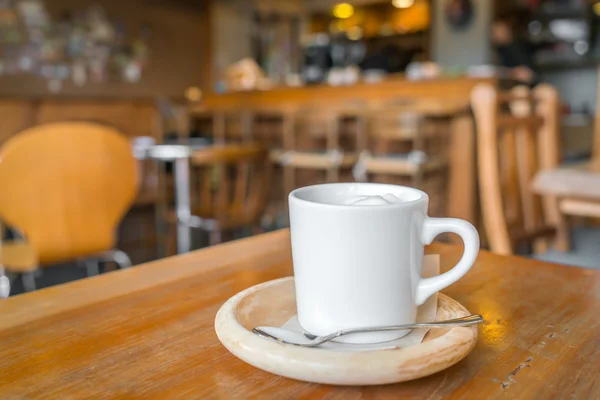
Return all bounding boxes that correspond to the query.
[1,0,599,296]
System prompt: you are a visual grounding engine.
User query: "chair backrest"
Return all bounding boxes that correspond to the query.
[364,106,427,156]
[280,107,352,199]
[285,100,366,154]
[471,83,560,255]
[286,107,341,153]
[361,99,464,156]
[193,109,254,144]
[251,107,292,149]
[190,143,270,228]
[594,66,600,161]
[357,102,454,218]
[0,122,138,264]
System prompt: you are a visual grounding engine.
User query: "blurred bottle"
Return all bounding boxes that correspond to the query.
[302,34,331,85]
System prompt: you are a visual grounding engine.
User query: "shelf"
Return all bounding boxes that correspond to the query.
[536,56,599,70]
[532,5,589,20]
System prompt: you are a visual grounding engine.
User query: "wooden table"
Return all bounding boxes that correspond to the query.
[533,160,600,250]
[1,230,599,399]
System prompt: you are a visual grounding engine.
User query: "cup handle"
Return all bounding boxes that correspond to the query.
[414,217,479,305]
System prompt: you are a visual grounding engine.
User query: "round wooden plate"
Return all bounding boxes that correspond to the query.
[215,277,478,386]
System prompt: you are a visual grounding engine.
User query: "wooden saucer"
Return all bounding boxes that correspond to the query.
[215,277,478,386]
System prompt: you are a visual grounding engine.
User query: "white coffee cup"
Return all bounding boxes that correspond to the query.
[289,183,479,344]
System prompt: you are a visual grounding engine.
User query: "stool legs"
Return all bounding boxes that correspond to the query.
[21,272,36,292]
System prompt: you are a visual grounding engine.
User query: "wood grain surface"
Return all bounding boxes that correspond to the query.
[198,76,491,111]
[216,276,477,386]
[1,229,599,399]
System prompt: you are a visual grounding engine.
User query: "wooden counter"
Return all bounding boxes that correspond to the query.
[199,76,495,110]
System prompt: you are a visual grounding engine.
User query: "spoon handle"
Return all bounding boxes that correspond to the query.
[317,314,483,346]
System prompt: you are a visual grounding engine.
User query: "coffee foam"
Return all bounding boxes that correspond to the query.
[342,193,403,206]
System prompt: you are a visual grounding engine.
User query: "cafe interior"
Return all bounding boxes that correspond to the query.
[1,0,597,293]
[1,0,600,396]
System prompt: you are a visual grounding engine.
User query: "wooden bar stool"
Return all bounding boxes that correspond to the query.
[164,143,271,251]
[281,106,361,199]
[355,103,452,218]
[250,107,293,229]
[192,109,254,144]
[157,107,255,254]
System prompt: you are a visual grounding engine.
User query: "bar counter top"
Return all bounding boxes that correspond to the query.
[198,76,495,111]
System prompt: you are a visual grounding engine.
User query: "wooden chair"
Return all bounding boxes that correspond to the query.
[354,102,453,218]
[251,107,294,229]
[530,67,600,251]
[0,122,138,294]
[281,106,359,199]
[595,67,600,161]
[192,109,254,144]
[471,83,562,255]
[166,143,271,248]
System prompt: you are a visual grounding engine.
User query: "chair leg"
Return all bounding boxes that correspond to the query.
[554,213,571,252]
[156,209,170,259]
[79,250,132,278]
[110,250,132,269]
[166,223,177,256]
[209,230,222,246]
[533,239,549,255]
[86,260,100,277]
[0,266,12,298]
[21,272,36,292]
[95,250,132,270]
[252,224,264,236]
[0,275,9,298]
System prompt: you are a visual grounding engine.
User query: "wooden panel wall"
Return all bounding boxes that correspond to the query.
[0,100,163,145]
